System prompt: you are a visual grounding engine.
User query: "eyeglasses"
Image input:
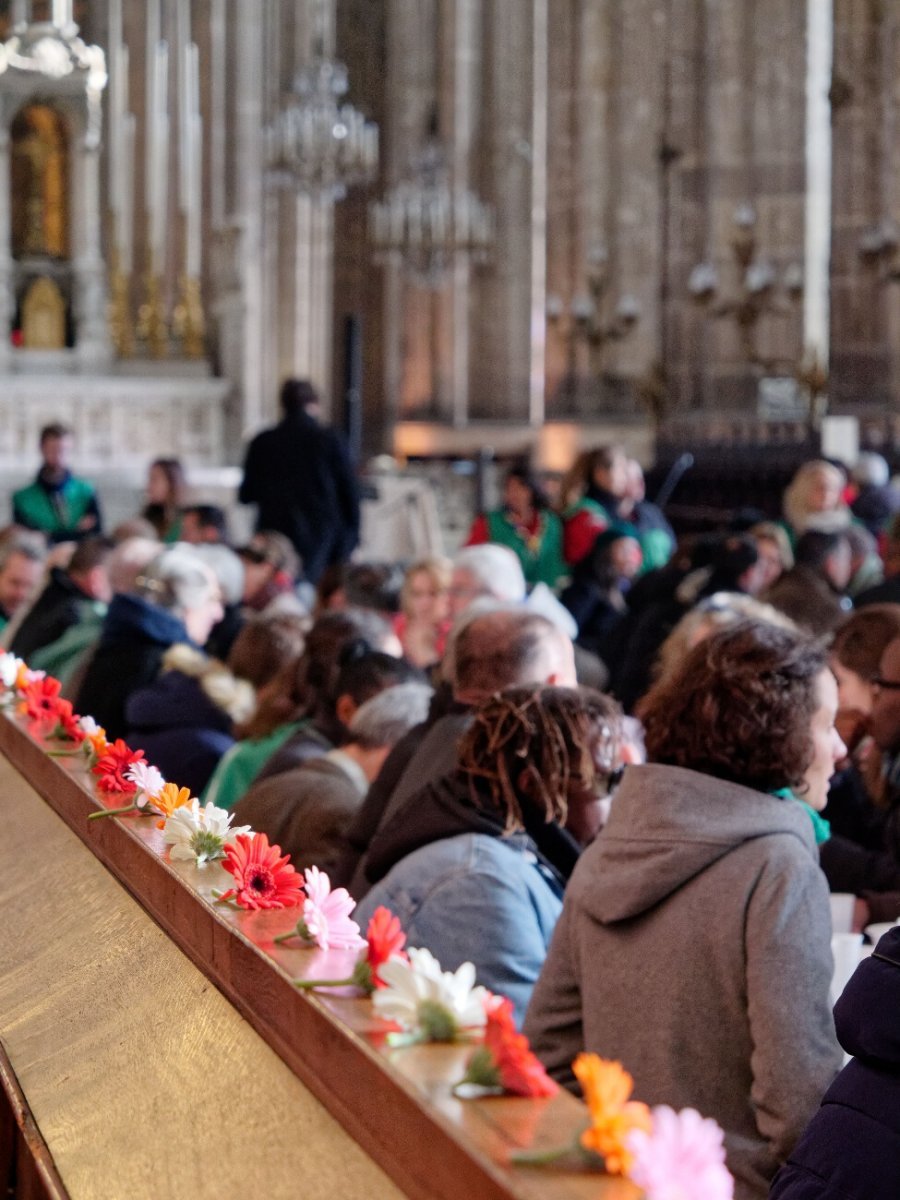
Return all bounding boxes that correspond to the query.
[872,677,900,693]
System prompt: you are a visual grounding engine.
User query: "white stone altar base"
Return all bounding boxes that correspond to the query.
[0,368,230,470]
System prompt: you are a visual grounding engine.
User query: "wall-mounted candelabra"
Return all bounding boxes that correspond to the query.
[546,244,640,406]
[688,203,803,366]
[858,218,900,281]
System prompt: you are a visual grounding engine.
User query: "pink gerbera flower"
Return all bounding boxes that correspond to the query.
[627,1106,734,1200]
[301,866,366,951]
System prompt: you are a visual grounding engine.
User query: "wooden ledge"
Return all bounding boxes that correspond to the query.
[0,714,638,1200]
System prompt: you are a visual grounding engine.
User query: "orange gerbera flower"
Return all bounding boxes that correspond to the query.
[573,1053,652,1175]
[83,726,108,762]
[150,782,193,828]
[219,833,304,910]
[483,996,559,1098]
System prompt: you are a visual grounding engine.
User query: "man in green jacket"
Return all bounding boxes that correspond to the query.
[13,422,102,544]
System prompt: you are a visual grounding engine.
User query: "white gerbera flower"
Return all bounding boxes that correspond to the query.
[125,761,166,808]
[372,947,489,1042]
[0,652,23,690]
[78,715,102,736]
[163,799,251,867]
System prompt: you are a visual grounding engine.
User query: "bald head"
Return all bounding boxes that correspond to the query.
[451,609,576,704]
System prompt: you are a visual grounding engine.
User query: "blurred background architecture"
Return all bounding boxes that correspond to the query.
[0,1,897,497]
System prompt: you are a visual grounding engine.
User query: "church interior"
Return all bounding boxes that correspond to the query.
[0,3,898,1199]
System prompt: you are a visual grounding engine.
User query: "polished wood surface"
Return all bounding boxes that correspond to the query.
[0,714,639,1200]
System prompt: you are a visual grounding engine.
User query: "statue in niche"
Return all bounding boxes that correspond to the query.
[21,276,66,349]
[11,103,69,260]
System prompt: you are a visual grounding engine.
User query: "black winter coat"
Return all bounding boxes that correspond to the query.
[239,411,360,584]
[769,927,900,1199]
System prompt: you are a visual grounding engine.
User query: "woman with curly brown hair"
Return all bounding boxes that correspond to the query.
[354,685,624,1025]
[524,621,844,1200]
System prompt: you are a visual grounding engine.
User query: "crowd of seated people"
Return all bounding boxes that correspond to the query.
[8,442,900,1195]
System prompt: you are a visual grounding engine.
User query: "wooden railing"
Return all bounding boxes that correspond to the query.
[0,711,638,1200]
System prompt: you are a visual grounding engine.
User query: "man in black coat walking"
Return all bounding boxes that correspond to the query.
[239,379,360,585]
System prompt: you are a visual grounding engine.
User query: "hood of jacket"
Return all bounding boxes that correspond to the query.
[100,592,189,649]
[833,926,900,1067]
[574,762,817,924]
[125,667,233,735]
[365,769,581,890]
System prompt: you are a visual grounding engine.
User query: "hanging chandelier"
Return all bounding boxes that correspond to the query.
[368,139,493,289]
[266,54,378,200]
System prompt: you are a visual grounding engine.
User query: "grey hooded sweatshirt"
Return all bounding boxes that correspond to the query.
[523,763,841,1200]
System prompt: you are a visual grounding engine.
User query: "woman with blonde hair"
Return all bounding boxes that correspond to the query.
[393,556,452,668]
[782,459,850,547]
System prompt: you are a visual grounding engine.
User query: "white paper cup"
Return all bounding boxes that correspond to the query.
[864,922,897,944]
[831,932,864,1004]
[829,893,855,934]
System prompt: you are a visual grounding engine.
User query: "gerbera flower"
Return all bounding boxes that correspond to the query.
[468,993,561,1099]
[20,674,63,735]
[50,699,86,743]
[218,833,304,910]
[627,1106,733,1200]
[163,800,250,867]
[372,947,489,1042]
[149,782,193,828]
[80,717,108,763]
[573,1054,652,1175]
[92,740,145,794]
[0,651,23,692]
[355,906,408,991]
[291,905,407,993]
[299,866,366,951]
[125,761,166,808]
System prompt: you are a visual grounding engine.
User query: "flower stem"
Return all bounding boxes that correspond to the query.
[509,1144,571,1166]
[87,803,140,820]
[273,927,303,944]
[46,748,79,757]
[293,977,355,990]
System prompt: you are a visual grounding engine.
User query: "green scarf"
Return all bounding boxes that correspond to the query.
[771,787,831,846]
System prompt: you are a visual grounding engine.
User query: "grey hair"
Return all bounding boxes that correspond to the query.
[107,537,163,594]
[853,452,890,489]
[452,544,526,604]
[0,530,45,570]
[192,543,245,606]
[349,681,433,750]
[134,544,217,614]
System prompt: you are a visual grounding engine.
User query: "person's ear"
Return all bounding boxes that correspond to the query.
[335,693,357,729]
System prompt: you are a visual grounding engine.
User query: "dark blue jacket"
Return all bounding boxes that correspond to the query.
[770,927,900,1199]
[125,669,235,797]
[74,594,190,740]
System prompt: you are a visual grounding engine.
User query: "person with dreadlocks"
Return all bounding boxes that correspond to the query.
[354,684,623,1026]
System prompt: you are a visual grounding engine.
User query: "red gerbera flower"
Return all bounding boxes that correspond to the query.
[51,699,86,744]
[219,833,304,911]
[482,996,559,1098]
[20,674,63,735]
[356,906,408,991]
[92,739,145,794]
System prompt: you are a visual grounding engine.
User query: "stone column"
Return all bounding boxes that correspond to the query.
[73,115,112,368]
[471,0,534,421]
[0,128,13,373]
[830,0,894,411]
[234,1,266,436]
[384,0,438,420]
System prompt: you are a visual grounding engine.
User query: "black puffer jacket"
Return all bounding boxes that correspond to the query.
[770,927,900,1199]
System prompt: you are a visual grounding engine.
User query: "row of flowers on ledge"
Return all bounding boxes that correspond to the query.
[1,651,733,1200]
